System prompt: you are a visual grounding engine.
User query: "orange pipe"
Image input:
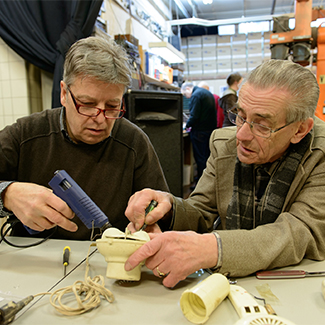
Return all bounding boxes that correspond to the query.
[315,26,325,121]
[270,0,312,44]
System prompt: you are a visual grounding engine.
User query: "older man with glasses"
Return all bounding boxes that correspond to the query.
[124,59,325,288]
[0,36,168,240]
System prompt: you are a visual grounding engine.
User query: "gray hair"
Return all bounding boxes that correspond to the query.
[197,81,209,90]
[181,82,194,91]
[243,59,319,122]
[63,36,132,92]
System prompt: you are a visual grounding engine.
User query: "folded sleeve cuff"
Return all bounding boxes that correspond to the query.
[209,231,223,272]
[0,181,14,217]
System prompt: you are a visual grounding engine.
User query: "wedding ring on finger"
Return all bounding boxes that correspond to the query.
[156,266,166,277]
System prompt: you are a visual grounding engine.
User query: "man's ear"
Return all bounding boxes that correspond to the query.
[291,117,314,144]
[60,81,67,107]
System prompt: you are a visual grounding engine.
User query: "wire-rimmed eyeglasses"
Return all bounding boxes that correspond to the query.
[68,87,125,119]
[228,105,292,139]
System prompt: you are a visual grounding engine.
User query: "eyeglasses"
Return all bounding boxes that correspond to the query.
[67,87,125,119]
[228,105,292,139]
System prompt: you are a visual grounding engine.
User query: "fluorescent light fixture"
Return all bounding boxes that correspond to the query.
[149,41,185,64]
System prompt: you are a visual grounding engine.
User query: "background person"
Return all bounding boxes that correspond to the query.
[198,81,224,128]
[0,36,168,240]
[124,60,325,288]
[219,72,243,127]
[181,82,217,184]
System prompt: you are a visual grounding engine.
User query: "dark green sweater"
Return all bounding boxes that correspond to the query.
[0,108,168,239]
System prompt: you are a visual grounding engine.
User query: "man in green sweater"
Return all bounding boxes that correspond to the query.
[0,36,168,240]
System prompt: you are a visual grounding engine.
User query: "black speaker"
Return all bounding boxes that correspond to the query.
[125,90,183,197]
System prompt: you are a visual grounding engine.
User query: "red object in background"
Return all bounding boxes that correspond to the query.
[213,94,224,128]
[154,69,160,79]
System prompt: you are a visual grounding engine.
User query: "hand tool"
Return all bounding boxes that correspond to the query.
[256,269,325,279]
[139,200,158,231]
[63,246,70,276]
[49,170,113,233]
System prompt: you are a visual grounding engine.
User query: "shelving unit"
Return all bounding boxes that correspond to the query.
[144,74,179,91]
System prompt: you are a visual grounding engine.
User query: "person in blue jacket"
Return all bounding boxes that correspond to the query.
[181,82,217,184]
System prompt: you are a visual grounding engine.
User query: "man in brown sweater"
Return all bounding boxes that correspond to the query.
[0,36,168,240]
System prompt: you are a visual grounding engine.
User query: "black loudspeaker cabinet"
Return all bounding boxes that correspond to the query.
[125,90,183,197]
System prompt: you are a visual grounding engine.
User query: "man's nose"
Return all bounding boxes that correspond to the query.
[236,121,254,140]
[95,108,107,122]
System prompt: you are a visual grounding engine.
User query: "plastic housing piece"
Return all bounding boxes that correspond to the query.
[96,228,150,281]
[180,273,230,324]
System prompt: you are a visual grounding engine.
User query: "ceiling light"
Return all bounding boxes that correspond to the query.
[202,0,213,4]
[148,41,186,64]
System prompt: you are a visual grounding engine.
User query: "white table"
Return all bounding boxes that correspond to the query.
[1,237,325,325]
[235,258,325,325]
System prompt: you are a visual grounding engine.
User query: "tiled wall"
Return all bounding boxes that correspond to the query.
[0,37,30,131]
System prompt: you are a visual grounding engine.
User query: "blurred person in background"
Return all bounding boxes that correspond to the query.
[181,82,217,186]
[198,81,224,128]
[219,72,243,127]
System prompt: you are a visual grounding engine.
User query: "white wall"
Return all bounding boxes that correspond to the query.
[0,37,30,130]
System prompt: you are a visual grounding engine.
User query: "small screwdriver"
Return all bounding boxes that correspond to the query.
[139,200,158,231]
[63,246,70,276]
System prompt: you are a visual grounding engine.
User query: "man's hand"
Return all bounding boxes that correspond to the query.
[3,182,78,232]
[125,231,218,288]
[125,188,173,231]
[127,221,162,234]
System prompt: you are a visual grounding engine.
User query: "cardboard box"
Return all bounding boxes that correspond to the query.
[232,60,247,72]
[202,35,217,45]
[217,35,231,45]
[217,59,232,72]
[188,36,202,47]
[247,44,262,54]
[202,46,217,58]
[159,66,173,84]
[217,46,231,57]
[188,62,203,72]
[203,59,217,71]
[232,45,247,57]
[232,34,246,44]
[247,32,262,40]
[188,49,202,58]
[248,58,263,70]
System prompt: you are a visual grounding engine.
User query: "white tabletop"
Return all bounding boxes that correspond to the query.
[235,259,325,325]
[1,237,325,325]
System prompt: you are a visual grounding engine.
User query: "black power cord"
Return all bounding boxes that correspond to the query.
[0,218,56,248]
